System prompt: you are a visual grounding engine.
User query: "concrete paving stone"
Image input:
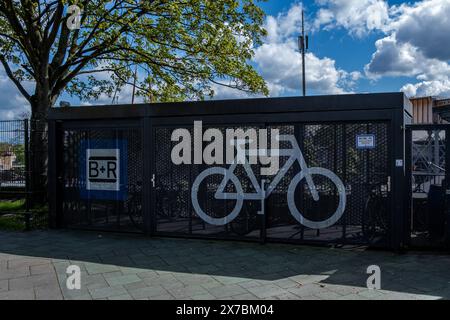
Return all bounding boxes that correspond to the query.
[247,284,287,299]
[0,267,30,280]
[0,288,35,300]
[373,292,417,300]
[149,294,175,300]
[83,274,110,290]
[143,274,180,287]
[357,289,386,299]
[337,293,369,300]
[136,270,159,279]
[326,284,365,297]
[174,274,215,286]
[287,283,330,298]
[0,279,9,292]
[123,280,148,291]
[89,285,128,299]
[8,273,58,290]
[213,275,251,285]
[102,271,124,279]
[199,279,224,290]
[160,280,185,291]
[169,285,209,299]
[230,293,259,300]
[7,257,51,269]
[108,293,134,300]
[238,280,266,289]
[128,285,168,299]
[30,264,55,275]
[61,288,92,300]
[34,285,63,300]
[84,263,120,275]
[272,278,299,289]
[191,293,217,300]
[289,274,331,285]
[207,284,248,299]
[105,274,141,287]
[313,290,343,300]
[273,292,301,300]
[119,266,148,274]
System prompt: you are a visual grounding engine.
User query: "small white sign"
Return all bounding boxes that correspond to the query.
[396,159,404,167]
[86,148,120,191]
[356,134,376,149]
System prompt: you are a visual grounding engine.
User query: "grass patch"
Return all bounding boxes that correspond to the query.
[0,200,48,231]
[0,214,24,231]
[0,199,25,213]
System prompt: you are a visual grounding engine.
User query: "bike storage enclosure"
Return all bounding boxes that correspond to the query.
[48,93,412,250]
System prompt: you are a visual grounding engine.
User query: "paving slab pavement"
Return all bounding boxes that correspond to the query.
[0,230,449,300]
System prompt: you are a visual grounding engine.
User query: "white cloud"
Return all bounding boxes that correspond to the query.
[251,3,360,97]
[391,0,450,61]
[81,83,144,105]
[210,83,262,100]
[362,0,450,97]
[314,0,390,37]
[401,79,450,98]
[311,0,450,98]
[0,66,31,119]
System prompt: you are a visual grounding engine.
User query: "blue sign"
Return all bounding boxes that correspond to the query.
[356,134,376,149]
[79,139,127,200]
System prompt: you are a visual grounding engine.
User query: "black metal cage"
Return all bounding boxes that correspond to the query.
[48,93,412,250]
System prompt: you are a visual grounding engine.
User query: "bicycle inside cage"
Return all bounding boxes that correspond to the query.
[48,93,411,250]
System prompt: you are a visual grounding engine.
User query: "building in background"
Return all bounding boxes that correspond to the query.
[0,149,16,171]
[410,97,450,124]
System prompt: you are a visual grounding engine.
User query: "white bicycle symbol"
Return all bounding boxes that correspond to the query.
[191,135,346,229]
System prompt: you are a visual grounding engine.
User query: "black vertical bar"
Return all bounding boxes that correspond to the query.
[391,108,406,251]
[404,126,413,247]
[445,127,450,248]
[260,198,267,244]
[24,119,31,230]
[342,125,347,240]
[48,119,62,228]
[142,117,152,235]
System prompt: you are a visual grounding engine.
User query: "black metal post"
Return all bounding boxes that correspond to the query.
[445,127,450,248]
[24,119,31,231]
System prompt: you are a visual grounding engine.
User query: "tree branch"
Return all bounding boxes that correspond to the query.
[0,55,31,102]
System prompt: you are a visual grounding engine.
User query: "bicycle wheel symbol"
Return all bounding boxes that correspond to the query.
[191,167,244,226]
[287,167,346,229]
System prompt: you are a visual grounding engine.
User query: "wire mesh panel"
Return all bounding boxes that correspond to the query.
[264,122,390,246]
[62,127,144,233]
[0,120,26,194]
[410,129,446,247]
[153,124,264,239]
[153,121,390,246]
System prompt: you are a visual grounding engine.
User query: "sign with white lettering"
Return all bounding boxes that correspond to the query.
[80,140,127,200]
[356,134,376,149]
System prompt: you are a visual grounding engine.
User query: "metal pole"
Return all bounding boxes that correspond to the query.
[24,119,31,231]
[301,9,306,97]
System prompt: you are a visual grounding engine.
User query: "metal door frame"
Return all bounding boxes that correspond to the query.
[406,124,450,249]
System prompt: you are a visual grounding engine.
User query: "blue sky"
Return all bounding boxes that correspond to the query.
[206,0,450,100]
[0,0,449,118]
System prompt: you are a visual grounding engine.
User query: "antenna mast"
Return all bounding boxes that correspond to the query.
[298,9,308,97]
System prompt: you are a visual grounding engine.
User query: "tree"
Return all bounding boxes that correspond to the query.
[0,0,268,197]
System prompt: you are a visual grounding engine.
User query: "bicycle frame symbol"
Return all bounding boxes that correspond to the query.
[191,135,347,229]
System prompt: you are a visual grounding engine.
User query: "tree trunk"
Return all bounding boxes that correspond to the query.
[29,86,54,206]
